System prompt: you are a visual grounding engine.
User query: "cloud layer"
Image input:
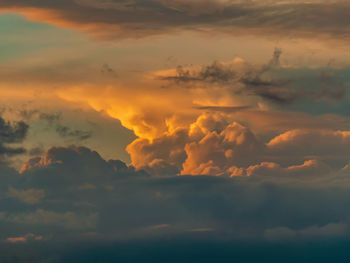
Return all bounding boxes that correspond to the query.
[2,144,350,248]
[0,0,349,41]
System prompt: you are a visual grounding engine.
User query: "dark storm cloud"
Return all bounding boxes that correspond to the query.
[160,49,348,105]
[0,0,349,40]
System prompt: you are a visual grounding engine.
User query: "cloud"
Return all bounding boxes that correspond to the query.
[19,145,147,181]
[127,128,189,174]
[20,110,93,141]
[158,49,348,105]
[127,113,260,176]
[126,111,350,177]
[0,116,29,162]
[101,64,117,77]
[5,233,43,243]
[229,159,333,177]
[55,125,93,141]
[8,187,45,204]
[266,129,350,164]
[182,122,263,175]
[265,223,348,241]
[39,112,62,124]
[3,209,99,230]
[194,105,251,113]
[0,0,349,41]
[4,143,350,262]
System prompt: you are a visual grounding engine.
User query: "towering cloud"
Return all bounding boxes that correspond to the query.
[1,0,350,261]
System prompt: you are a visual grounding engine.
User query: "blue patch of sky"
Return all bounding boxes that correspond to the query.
[0,14,87,62]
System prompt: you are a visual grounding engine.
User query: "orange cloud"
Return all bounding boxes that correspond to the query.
[6,233,43,243]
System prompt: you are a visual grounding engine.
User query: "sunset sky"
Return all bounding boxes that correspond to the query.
[1,1,350,262]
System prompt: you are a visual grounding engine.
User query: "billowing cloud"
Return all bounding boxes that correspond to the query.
[182,122,263,175]
[126,111,350,177]
[2,1,350,261]
[267,129,350,164]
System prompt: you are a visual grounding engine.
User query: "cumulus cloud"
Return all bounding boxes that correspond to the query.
[127,113,259,176]
[182,122,263,175]
[19,145,147,182]
[266,129,350,164]
[0,0,349,41]
[126,111,350,177]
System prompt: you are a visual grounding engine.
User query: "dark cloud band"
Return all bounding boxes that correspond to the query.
[0,0,349,40]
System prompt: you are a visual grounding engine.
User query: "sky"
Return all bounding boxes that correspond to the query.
[1,0,350,262]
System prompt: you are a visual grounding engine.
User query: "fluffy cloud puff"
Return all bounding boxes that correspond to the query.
[182,122,263,175]
[268,129,350,156]
[127,113,264,176]
[127,112,350,177]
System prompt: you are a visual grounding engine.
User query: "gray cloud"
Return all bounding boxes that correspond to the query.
[18,109,93,142]
[0,116,29,161]
[0,0,349,40]
[3,144,350,242]
[195,105,251,113]
[55,125,93,141]
[2,144,350,261]
[160,49,348,105]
